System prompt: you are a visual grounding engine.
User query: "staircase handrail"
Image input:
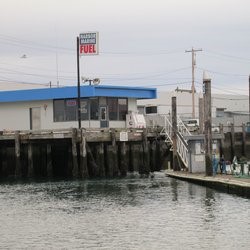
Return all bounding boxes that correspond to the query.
[159,114,189,168]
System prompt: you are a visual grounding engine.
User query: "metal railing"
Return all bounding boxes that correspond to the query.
[146,114,190,168]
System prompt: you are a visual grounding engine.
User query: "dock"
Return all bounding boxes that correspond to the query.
[0,127,169,179]
[165,170,250,198]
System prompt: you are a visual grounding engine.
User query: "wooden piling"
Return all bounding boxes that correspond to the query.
[110,129,119,176]
[160,140,171,170]
[0,146,2,176]
[67,145,73,177]
[96,142,105,177]
[246,132,250,159]
[119,142,127,176]
[223,132,233,161]
[80,131,88,178]
[199,97,204,134]
[172,96,179,171]
[46,144,53,178]
[27,143,34,178]
[142,129,150,174]
[86,143,99,177]
[203,73,213,176]
[242,124,246,157]
[150,140,157,172]
[138,144,144,175]
[130,143,139,173]
[71,128,79,178]
[15,131,22,177]
[219,124,225,157]
[230,124,235,157]
[1,146,7,176]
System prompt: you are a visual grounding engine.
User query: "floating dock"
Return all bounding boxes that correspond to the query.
[165,170,250,198]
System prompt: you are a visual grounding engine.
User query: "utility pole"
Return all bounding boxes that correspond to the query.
[185,47,202,118]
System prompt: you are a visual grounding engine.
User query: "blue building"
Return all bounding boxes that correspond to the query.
[0,85,156,130]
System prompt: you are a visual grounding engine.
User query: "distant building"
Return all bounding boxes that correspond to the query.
[0,85,156,130]
[138,91,249,126]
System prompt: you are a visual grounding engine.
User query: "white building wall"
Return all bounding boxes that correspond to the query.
[0,98,139,130]
[128,99,137,112]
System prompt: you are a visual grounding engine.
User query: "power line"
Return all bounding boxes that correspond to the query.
[0,78,52,86]
[0,34,74,52]
[195,80,248,95]
[196,67,248,77]
[0,67,75,80]
[205,49,250,62]
[212,96,248,100]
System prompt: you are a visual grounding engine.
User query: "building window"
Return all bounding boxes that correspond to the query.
[145,106,157,114]
[108,98,128,121]
[108,98,118,120]
[53,97,128,122]
[80,99,89,120]
[89,98,99,120]
[54,100,65,122]
[54,99,77,121]
[65,99,77,121]
[118,98,127,121]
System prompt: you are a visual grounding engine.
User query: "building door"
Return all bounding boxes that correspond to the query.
[100,106,108,128]
[30,107,41,130]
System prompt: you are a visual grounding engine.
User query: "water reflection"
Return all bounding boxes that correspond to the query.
[203,188,216,223]
[170,178,179,201]
[0,174,249,250]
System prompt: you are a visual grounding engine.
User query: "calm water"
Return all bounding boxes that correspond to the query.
[0,173,249,250]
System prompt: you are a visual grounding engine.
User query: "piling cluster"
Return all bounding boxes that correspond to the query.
[0,128,170,179]
[220,124,250,161]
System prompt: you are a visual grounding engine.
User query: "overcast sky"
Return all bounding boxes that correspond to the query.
[0,0,250,95]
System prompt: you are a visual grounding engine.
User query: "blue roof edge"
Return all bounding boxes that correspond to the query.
[0,85,157,103]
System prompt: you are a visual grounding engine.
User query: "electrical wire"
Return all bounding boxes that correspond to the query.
[196,67,248,77]
[195,80,248,96]
[205,49,250,63]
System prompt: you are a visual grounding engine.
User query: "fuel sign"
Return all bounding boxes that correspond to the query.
[79,32,99,56]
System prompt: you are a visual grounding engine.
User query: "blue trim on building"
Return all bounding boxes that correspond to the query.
[0,85,157,103]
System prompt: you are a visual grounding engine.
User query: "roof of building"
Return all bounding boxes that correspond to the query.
[0,85,157,103]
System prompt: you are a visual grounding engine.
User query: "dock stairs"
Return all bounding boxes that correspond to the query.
[146,114,191,168]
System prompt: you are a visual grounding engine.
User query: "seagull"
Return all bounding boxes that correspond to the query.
[20,54,27,59]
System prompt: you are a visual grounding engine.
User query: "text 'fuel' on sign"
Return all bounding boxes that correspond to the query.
[79,32,99,56]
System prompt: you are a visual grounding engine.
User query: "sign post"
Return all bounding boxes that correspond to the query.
[77,36,81,129]
[77,32,99,129]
